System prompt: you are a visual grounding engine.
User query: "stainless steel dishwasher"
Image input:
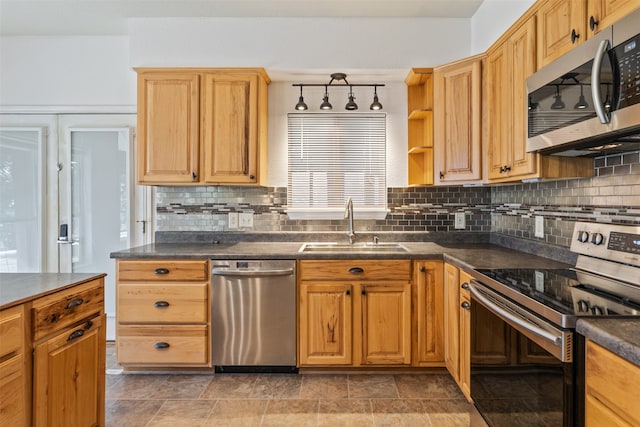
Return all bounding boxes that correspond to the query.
[211,259,297,372]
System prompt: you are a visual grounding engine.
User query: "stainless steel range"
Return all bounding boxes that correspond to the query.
[469,222,640,427]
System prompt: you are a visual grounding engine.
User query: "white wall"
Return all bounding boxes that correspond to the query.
[0,36,136,109]
[470,0,536,54]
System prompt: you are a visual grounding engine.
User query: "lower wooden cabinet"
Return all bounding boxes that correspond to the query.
[0,304,27,427]
[115,259,211,368]
[413,260,444,366]
[443,264,472,402]
[298,260,412,367]
[585,339,640,427]
[33,313,104,427]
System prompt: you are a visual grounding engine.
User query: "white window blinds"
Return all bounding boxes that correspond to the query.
[287,113,387,220]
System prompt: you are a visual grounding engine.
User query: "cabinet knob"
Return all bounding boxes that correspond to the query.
[154,268,170,275]
[439,171,444,180]
[249,174,255,180]
[154,301,170,308]
[154,342,170,350]
[461,282,470,290]
[461,301,471,311]
[192,172,197,181]
[589,16,599,31]
[361,289,366,296]
[571,29,580,44]
[420,266,426,273]
[348,267,364,274]
[345,289,351,296]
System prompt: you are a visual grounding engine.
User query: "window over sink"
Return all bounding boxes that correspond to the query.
[287,113,387,220]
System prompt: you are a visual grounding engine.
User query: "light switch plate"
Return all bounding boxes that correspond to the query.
[534,215,544,238]
[454,212,466,229]
[239,212,254,228]
[228,212,239,229]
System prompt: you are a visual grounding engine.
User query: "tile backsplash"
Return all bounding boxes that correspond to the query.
[155,151,639,248]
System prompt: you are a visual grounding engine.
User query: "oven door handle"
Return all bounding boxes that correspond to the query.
[468,281,561,346]
[211,268,294,277]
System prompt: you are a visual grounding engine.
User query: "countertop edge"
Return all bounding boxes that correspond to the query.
[576,318,640,367]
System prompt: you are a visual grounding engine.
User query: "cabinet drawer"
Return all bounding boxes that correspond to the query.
[586,340,640,426]
[0,354,26,426]
[117,325,209,365]
[299,260,411,281]
[32,279,104,341]
[118,283,208,323]
[0,306,24,358]
[118,260,209,282]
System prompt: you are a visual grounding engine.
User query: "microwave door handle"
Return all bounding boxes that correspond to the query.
[591,39,611,124]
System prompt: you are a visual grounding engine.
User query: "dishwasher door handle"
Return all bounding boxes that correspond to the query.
[211,268,294,277]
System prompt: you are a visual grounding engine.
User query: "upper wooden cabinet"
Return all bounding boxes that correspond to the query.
[537,0,639,69]
[486,13,593,182]
[405,68,434,186]
[136,68,270,186]
[434,55,484,184]
[536,0,587,69]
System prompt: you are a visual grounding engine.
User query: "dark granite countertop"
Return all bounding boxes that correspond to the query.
[0,273,106,310]
[109,241,571,270]
[576,318,640,367]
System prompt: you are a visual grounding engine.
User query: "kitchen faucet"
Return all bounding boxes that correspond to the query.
[345,197,355,244]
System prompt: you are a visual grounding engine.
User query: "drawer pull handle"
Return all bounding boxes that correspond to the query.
[348,267,364,274]
[154,342,170,350]
[154,268,170,275]
[154,301,170,308]
[461,282,470,290]
[65,298,84,309]
[67,329,85,341]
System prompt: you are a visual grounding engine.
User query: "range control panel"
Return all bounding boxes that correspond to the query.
[571,222,640,266]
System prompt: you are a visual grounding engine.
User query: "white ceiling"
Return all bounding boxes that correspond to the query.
[0,0,484,36]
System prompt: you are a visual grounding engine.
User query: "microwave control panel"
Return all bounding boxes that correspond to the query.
[613,33,640,109]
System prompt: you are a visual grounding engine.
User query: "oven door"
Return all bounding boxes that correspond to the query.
[468,280,579,427]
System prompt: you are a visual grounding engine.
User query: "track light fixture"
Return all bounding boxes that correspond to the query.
[292,73,385,111]
[551,85,566,110]
[574,84,589,109]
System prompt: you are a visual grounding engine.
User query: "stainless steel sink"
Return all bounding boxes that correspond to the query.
[298,242,409,253]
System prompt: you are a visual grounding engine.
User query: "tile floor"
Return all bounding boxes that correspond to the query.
[106,343,487,426]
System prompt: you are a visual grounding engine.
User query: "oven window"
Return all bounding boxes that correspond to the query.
[528,55,613,137]
[470,302,574,426]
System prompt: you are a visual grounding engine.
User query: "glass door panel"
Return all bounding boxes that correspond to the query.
[0,128,45,272]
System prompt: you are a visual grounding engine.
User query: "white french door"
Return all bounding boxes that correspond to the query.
[0,113,151,339]
[57,115,151,339]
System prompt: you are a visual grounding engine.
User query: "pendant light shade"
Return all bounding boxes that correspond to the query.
[574,84,589,109]
[345,86,358,110]
[320,86,332,110]
[294,86,308,110]
[370,87,383,110]
[551,86,565,110]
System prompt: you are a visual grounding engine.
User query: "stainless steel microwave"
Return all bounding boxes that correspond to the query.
[526,8,640,157]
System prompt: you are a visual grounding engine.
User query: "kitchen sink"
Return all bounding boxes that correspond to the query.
[298,242,409,253]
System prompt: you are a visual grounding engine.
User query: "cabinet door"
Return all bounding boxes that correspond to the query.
[458,270,472,401]
[359,282,412,365]
[413,260,444,365]
[537,0,587,69]
[587,0,639,38]
[202,73,259,184]
[486,43,511,180]
[443,263,460,381]
[509,16,538,177]
[137,72,200,184]
[299,282,352,365]
[33,314,105,427]
[434,57,482,183]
